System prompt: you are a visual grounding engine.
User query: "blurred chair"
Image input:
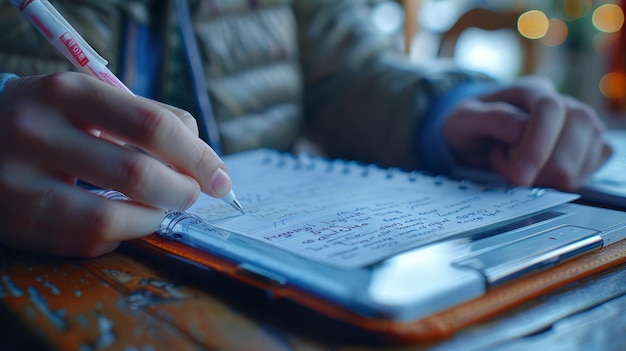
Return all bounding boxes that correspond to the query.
[437,7,540,77]
[402,0,419,56]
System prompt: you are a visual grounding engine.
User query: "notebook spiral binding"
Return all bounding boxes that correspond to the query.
[260,150,540,196]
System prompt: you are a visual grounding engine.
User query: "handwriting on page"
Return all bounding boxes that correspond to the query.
[188,150,578,268]
[249,192,553,267]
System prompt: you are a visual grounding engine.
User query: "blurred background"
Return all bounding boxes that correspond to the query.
[368,0,626,126]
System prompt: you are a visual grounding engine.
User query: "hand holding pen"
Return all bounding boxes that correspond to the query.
[0,0,241,257]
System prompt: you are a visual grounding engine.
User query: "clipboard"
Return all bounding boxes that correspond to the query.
[131,149,626,344]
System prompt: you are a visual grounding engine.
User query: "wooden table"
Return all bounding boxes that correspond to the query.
[3,238,626,351]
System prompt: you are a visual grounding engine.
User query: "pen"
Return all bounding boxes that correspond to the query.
[11,0,244,214]
[91,189,231,241]
[10,0,132,94]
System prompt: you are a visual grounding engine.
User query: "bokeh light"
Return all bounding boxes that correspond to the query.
[562,0,593,20]
[371,1,405,35]
[592,31,618,55]
[540,18,568,46]
[454,28,522,81]
[518,10,549,39]
[599,72,626,99]
[592,4,624,33]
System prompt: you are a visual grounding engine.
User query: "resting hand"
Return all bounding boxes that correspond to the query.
[0,72,230,257]
[443,76,613,191]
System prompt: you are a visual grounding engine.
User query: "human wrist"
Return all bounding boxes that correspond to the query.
[416,81,502,175]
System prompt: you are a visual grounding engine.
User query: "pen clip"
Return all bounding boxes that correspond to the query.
[38,0,108,66]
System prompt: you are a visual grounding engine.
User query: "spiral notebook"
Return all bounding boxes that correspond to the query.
[178,150,578,269]
[138,148,626,343]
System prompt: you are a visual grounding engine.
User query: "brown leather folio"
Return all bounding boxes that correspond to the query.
[135,235,626,344]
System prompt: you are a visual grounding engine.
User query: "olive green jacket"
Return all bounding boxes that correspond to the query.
[0,0,489,169]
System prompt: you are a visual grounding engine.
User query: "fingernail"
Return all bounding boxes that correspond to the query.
[210,168,232,198]
[517,160,537,185]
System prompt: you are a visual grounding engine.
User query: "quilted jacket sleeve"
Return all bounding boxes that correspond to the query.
[295,0,493,169]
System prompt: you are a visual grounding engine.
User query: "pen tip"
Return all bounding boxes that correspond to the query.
[221,190,245,214]
[232,199,245,215]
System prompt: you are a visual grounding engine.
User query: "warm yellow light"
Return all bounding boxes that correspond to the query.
[599,72,626,99]
[563,0,592,20]
[540,18,568,46]
[592,4,624,33]
[518,10,549,39]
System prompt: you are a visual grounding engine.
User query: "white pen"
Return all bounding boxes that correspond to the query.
[10,0,133,94]
[11,0,244,214]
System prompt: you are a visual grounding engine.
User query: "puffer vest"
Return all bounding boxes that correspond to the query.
[1,0,492,169]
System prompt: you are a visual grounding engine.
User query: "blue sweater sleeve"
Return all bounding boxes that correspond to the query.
[417,80,502,175]
[0,73,19,96]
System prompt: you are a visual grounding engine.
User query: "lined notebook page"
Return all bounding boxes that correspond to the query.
[186,149,578,269]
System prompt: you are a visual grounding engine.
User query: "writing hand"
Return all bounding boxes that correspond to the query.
[0,72,232,256]
[443,76,613,191]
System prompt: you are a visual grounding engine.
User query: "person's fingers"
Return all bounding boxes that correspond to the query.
[443,99,527,168]
[147,98,200,136]
[533,137,611,191]
[445,99,528,145]
[532,112,591,190]
[10,107,201,209]
[482,77,567,185]
[0,163,165,257]
[30,72,230,198]
[579,142,614,180]
[567,98,611,189]
[532,97,613,190]
[479,76,555,103]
